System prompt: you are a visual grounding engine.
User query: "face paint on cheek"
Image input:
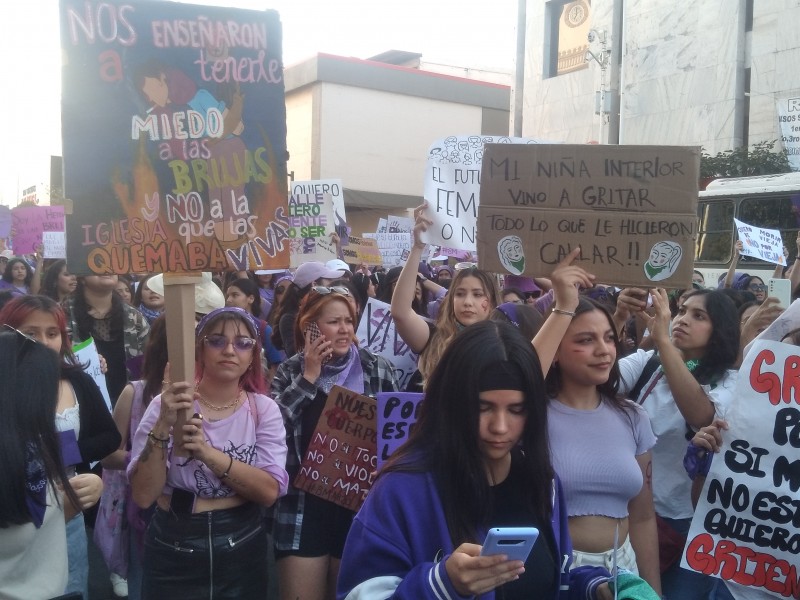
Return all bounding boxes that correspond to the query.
[481,300,489,313]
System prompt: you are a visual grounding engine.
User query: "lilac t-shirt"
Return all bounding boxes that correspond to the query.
[548,396,656,518]
[128,392,289,499]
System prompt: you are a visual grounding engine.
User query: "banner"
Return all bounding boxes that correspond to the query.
[11,206,65,255]
[60,0,289,274]
[73,337,112,410]
[682,339,800,598]
[293,385,377,511]
[422,135,548,251]
[477,144,699,287]
[734,218,787,266]
[287,193,337,266]
[777,97,800,172]
[376,392,424,468]
[356,298,420,389]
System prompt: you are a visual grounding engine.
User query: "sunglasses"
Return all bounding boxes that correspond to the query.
[4,324,38,345]
[203,334,257,352]
[312,286,351,296]
[749,284,767,292]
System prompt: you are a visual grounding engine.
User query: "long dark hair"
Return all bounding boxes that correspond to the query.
[0,332,80,526]
[41,259,67,301]
[270,282,310,349]
[141,316,168,405]
[228,277,262,317]
[3,258,33,287]
[681,289,740,384]
[72,277,125,342]
[382,321,553,546]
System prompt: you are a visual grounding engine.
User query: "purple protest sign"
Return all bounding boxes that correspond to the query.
[11,206,65,255]
[376,392,424,468]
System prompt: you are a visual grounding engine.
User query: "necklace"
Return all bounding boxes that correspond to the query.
[195,388,242,411]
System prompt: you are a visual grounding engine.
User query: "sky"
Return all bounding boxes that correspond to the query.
[0,0,518,206]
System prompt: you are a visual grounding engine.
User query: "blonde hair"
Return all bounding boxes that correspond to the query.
[417,267,500,379]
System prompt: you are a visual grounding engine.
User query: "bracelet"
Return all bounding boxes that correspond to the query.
[219,455,234,480]
[551,307,576,317]
[147,430,169,449]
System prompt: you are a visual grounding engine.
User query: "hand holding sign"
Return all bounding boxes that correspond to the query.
[414,203,433,249]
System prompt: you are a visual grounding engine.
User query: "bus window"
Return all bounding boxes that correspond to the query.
[738,194,800,262]
[696,200,734,263]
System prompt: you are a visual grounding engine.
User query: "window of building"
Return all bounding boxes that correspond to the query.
[545,0,591,78]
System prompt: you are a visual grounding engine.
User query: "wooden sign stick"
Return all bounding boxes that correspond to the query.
[163,273,202,456]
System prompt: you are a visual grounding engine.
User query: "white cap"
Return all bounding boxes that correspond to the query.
[293,261,345,288]
[326,259,351,273]
[254,268,286,275]
[146,273,225,315]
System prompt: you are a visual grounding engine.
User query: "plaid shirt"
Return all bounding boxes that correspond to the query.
[271,347,399,551]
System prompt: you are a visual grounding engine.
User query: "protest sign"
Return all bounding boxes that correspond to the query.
[477,144,700,287]
[734,218,787,266]
[291,179,347,241]
[387,215,414,233]
[341,236,382,266]
[376,218,388,234]
[375,232,411,267]
[356,298,420,389]
[376,392,424,468]
[777,97,800,172]
[287,193,337,266]
[11,206,65,255]
[423,135,548,251]
[681,339,800,598]
[60,0,289,275]
[293,385,377,511]
[73,337,112,411]
[43,232,67,259]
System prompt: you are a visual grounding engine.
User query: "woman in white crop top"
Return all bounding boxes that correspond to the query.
[545,297,661,595]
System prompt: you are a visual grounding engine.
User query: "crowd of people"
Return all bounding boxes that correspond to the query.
[0,207,796,600]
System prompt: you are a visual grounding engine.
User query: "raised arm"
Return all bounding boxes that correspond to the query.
[390,204,435,353]
[531,248,594,377]
[647,289,715,428]
[723,240,743,288]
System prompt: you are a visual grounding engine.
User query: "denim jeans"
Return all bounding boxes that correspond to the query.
[660,516,714,600]
[65,513,88,599]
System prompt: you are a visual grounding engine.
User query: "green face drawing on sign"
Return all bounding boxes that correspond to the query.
[498,235,526,275]
[644,241,683,282]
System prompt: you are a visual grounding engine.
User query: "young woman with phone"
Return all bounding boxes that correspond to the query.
[338,254,615,600]
[128,307,289,598]
[337,320,613,599]
[545,297,661,594]
[612,287,739,599]
[272,286,399,600]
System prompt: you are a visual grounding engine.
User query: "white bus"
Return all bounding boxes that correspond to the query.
[695,172,800,287]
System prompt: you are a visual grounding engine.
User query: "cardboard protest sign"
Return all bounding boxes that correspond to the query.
[681,339,800,598]
[734,218,787,266]
[291,179,347,241]
[43,232,67,259]
[342,236,382,266]
[293,385,377,511]
[423,135,548,251]
[477,144,699,287]
[73,337,112,410]
[376,392,424,468]
[60,0,289,275]
[11,206,65,255]
[287,193,337,266]
[356,298,420,390]
[375,233,411,267]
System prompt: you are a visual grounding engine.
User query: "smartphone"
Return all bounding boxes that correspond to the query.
[170,488,196,515]
[768,278,791,309]
[304,322,330,363]
[480,527,539,562]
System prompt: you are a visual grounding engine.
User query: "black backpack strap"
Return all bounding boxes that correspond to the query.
[630,353,661,403]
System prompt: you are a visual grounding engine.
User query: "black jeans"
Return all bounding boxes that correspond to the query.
[142,503,268,599]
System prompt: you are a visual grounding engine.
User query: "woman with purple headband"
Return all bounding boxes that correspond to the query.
[128,306,289,598]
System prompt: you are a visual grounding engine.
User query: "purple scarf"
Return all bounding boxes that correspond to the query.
[302,343,364,395]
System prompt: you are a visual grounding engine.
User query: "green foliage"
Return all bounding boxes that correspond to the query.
[700,140,791,179]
